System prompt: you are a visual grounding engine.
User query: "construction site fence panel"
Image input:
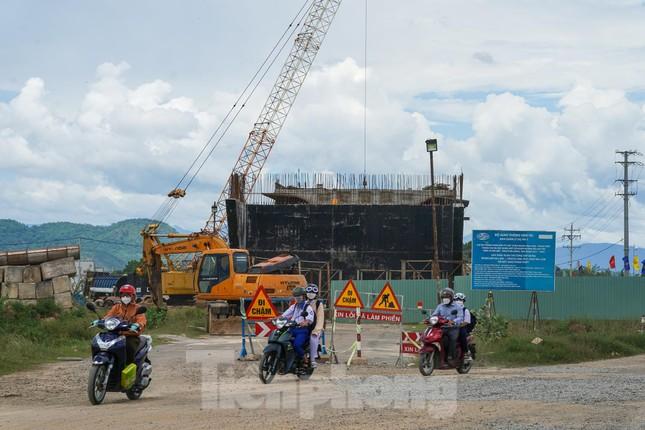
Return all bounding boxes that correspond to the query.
[331,276,645,322]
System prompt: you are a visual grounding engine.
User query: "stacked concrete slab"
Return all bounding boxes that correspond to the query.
[1,257,76,309]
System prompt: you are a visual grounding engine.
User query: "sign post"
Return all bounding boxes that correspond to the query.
[334,280,365,367]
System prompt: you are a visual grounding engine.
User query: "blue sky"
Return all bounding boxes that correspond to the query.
[1,0,644,249]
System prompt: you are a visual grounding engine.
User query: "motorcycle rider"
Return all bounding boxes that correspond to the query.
[279,286,314,367]
[454,292,472,361]
[102,284,147,364]
[306,284,325,368]
[431,288,463,364]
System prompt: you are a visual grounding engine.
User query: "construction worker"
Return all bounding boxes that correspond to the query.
[280,287,314,367]
[104,284,147,364]
[431,288,463,363]
[306,284,325,368]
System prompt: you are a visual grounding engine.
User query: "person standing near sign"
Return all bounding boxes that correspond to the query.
[306,284,325,368]
[454,292,474,361]
[431,288,463,363]
[280,287,314,367]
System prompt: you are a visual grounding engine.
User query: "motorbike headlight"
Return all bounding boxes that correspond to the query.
[104,318,119,331]
[275,318,287,329]
[429,316,439,326]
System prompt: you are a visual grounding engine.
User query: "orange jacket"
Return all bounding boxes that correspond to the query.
[105,302,147,336]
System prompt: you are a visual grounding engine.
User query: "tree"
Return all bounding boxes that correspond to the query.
[121,259,143,274]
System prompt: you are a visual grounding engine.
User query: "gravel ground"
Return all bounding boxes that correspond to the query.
[1,324,645,429]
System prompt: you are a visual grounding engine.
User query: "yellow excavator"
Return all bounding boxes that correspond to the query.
[141,223,305,309]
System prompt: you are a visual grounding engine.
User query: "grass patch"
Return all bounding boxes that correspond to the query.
[147,306,207,338]
[0,300,208,376]
[478,319,645,367]
[0,299,92,375]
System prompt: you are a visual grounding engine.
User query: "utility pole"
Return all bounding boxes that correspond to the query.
[562,223,581,277]
[616,150,643,274]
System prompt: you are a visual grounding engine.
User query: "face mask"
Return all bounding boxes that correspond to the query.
[455,300,463,306]
[121,296,132,305]
[442,298,451,305]
[295,296,304,303]
[306,293,316,300]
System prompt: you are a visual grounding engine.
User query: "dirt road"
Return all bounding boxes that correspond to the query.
[2,324,645,430]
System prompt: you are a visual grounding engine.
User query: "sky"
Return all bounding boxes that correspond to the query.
[1,0,644,251]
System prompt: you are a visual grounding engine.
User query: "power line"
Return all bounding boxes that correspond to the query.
[578,199,622,234]
[556,239,623,266]
[583,204,623,242]
[569,190,613,228]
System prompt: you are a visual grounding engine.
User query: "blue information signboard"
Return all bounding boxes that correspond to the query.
[472,230,556,291]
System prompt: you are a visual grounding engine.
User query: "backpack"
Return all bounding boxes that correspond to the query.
[466,308,477,333]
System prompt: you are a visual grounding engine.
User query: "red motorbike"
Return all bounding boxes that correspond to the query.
[418,313,474,376]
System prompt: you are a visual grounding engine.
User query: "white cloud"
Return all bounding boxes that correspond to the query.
[0,1,644,247]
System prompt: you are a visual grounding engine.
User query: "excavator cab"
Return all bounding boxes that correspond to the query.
[198,253,231,293]
[195,250,250,298]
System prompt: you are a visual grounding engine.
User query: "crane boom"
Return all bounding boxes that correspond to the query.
[205,0,342,235]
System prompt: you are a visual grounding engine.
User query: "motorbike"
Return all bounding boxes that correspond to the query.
[85,302,153,405]
[418,312,475,376]
[258,315,314,384]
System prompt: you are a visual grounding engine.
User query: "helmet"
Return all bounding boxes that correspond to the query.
[118,284,136,297]
[292,286,306,297]
[455,292,466,302]
[440,288,454,299]
[306,283,319,300]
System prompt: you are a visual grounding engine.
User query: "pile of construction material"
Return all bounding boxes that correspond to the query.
[0,246,80,310]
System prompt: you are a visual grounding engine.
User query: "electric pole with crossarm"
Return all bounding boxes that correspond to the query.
[616,150,643,273]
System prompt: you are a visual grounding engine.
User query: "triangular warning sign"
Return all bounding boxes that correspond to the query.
[246,286,279,320]
[334,279,364,309]
[371,282,401,312]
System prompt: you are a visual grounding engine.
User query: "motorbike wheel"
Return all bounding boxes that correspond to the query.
[259,351,277,384]
[457,359,473,374]
[88,364,108,405]
[126,388,142,400]
[418,352,436,376]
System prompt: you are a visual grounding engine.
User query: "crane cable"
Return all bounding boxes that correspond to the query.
[151,0,315,224]
[161,0,316,225]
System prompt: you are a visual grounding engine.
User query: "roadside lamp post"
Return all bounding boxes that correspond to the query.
[426,138,441,303]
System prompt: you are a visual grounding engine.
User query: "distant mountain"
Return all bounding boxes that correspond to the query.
[0,219,176,271]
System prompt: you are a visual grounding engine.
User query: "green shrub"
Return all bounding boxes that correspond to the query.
[473,309,509,341]
[146,307,168,329]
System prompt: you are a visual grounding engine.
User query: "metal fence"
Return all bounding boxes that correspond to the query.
[331,276,645,322]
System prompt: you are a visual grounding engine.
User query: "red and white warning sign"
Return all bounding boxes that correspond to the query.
[254,321,276,337]
[334,279,364,309]
[401,331,422,354]
[246,286,279,320]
